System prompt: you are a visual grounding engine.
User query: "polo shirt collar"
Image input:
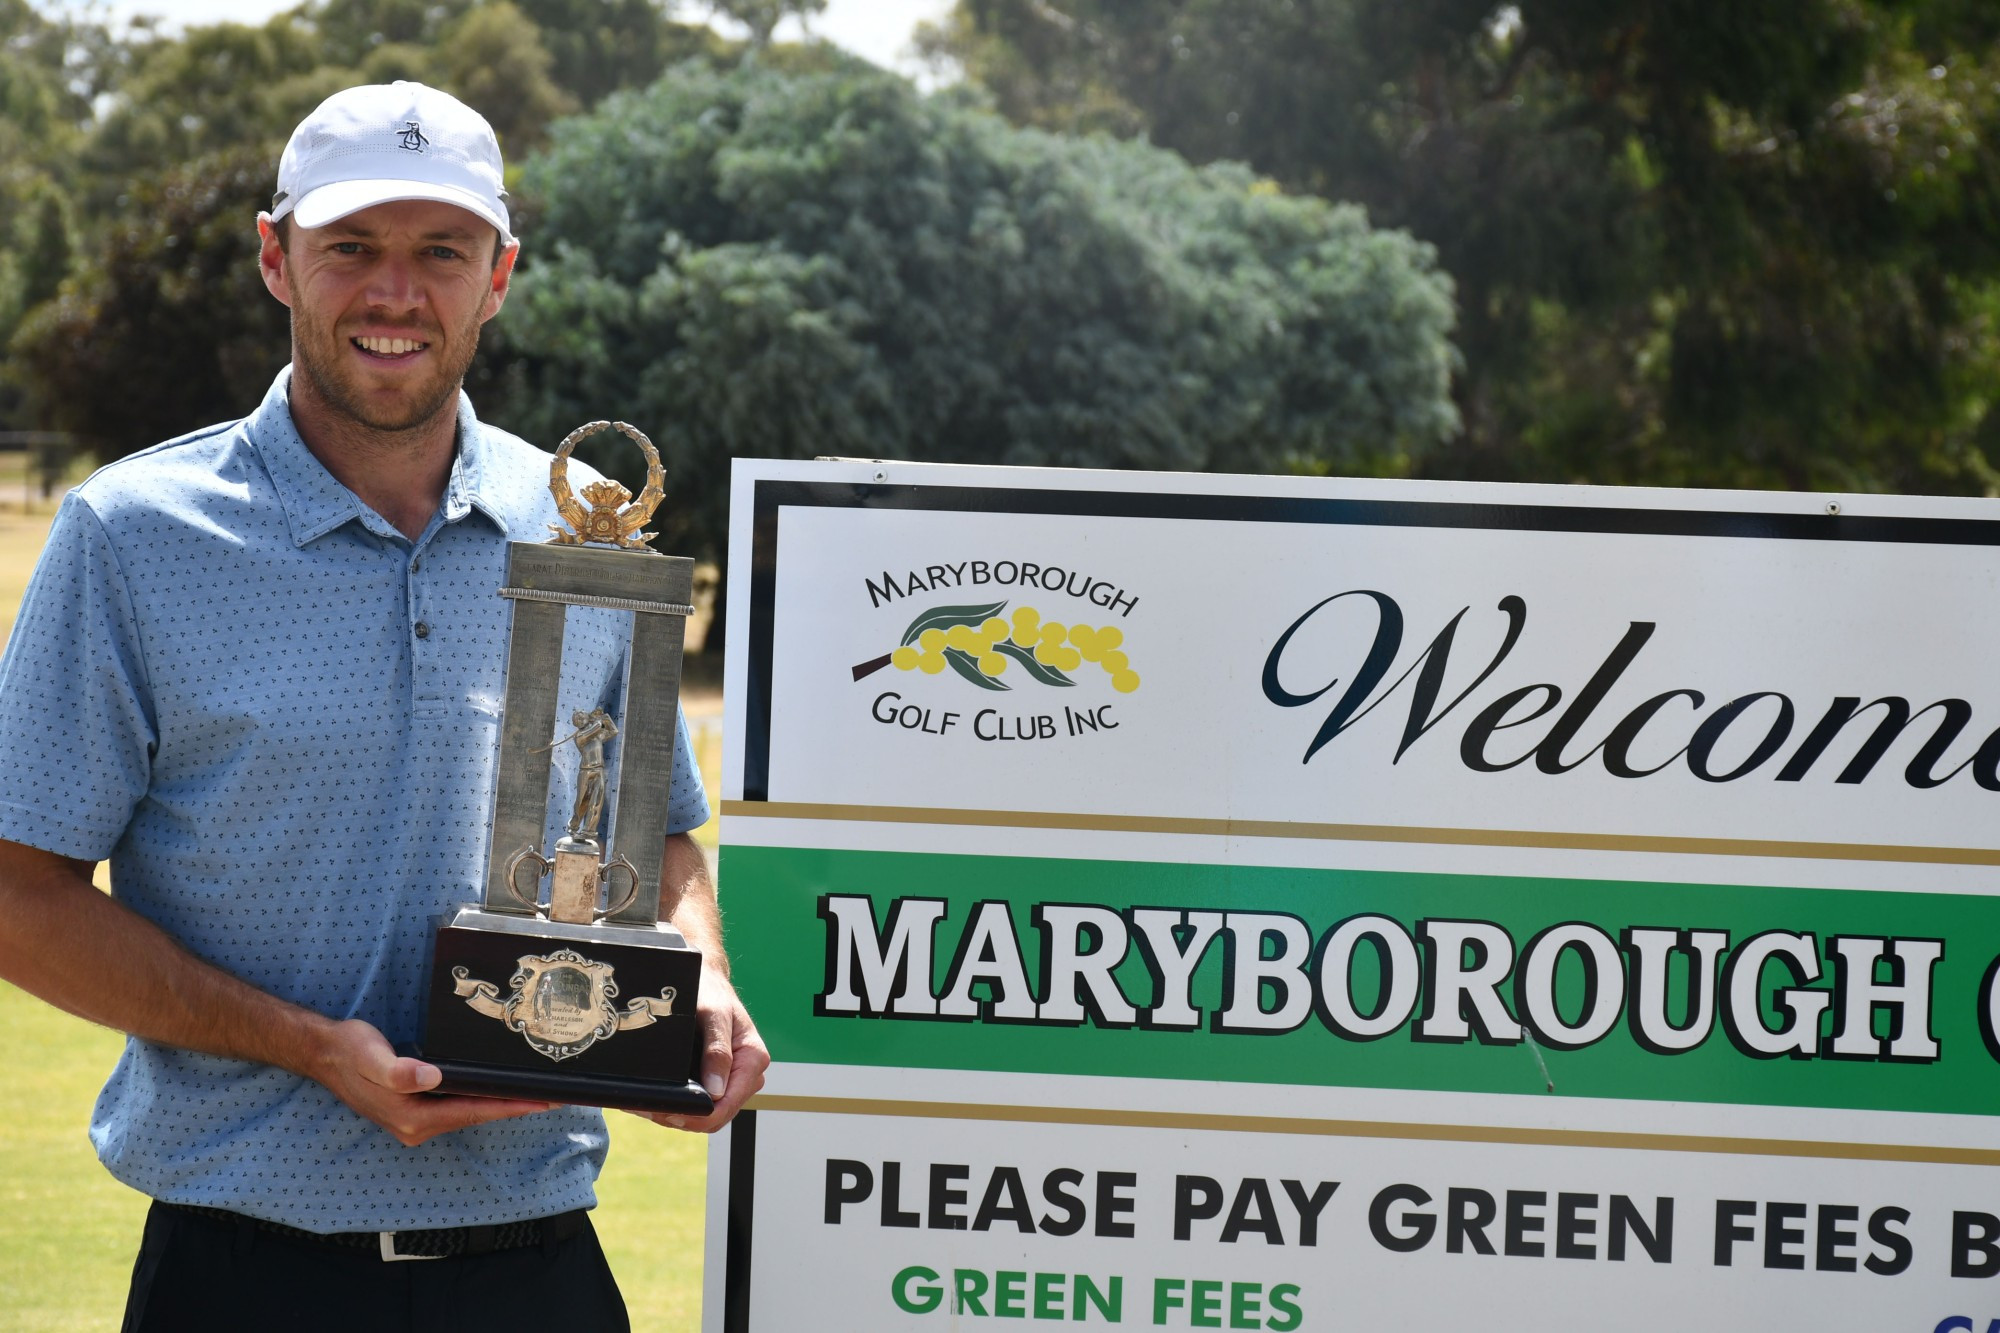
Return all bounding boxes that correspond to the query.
[246,367,507,546]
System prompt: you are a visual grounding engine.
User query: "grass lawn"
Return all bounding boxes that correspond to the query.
[0,456,718,1328]
[0,980,146,1330]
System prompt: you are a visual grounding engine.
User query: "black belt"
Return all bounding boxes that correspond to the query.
[163,1202,590,1261]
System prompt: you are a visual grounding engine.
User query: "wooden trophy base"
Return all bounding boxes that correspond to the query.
[410,907,714,1116]
[403,1052,713,1115]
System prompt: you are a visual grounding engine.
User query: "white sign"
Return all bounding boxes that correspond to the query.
[705,459,2000,1332]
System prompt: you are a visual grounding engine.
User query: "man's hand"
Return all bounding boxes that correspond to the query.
[307,1018,553,1147]
[643,964,768,1132]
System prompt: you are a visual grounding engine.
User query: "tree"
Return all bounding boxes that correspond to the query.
[433,1,575,153]
[707,0,827,52]
[1,0,743,448]
[514,0,727,106]
[0,0,114,428]
[306,0,720,120]
[304,0,475,64]
[82,15,334,192]
[922,0,2000,496]
[9,146,290,458]
[78,0,722,192]
[475,61,1457,561]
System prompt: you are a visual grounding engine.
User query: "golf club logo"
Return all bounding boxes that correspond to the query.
[854,600,1139,694]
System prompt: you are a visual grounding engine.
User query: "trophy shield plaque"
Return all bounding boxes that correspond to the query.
[408,421,713,1116]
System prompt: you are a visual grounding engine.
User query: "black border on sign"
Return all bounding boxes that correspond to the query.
[723,1109,757,1333]
[723,472,2000,1328]
[740,476,2000,802]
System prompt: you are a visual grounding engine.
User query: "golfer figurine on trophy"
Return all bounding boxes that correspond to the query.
[407,421,712,1115]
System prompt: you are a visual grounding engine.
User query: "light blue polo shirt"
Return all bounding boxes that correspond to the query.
[0,369,709,1231]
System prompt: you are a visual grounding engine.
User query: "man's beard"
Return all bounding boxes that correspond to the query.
[290,307,483,434]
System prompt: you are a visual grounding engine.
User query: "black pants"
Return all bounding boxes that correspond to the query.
[121,1202,631,1333]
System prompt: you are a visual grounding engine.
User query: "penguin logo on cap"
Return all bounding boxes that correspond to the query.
[399,120,428,153]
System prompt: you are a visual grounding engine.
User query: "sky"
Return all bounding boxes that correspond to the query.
[37,0,955,83]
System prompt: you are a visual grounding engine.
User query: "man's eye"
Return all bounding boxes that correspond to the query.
[427,247,465,260]
[331,242,366,254]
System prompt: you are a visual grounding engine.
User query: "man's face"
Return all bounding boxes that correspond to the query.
[258,199,516,436]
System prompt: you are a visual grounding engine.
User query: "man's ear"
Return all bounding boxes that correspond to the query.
[482,241,520,323]
[257,214,292,308]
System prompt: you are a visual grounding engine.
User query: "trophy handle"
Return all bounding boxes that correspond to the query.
[503,845,552,914]
[596,855,641,921]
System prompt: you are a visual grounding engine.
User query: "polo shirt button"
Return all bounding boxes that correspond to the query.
[414,621,432,639]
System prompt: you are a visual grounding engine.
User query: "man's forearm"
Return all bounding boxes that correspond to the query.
[663,831,728,974]
[0,838,337,1079]
[0,836,557,1145]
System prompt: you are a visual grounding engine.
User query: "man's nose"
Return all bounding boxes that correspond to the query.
[364,254,423,310]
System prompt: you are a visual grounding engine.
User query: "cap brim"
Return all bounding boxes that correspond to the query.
[290,178,513,245]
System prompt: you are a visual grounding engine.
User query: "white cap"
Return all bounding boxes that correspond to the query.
[271,81,513,245]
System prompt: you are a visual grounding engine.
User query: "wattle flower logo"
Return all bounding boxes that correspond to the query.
[853,601,1139,694]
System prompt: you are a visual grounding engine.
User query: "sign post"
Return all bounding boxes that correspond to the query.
[705,460,2000,1329]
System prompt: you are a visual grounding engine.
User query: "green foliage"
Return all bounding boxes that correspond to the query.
[512,0,728,106]
[0,0,731,438]
[299,0,719,108]
[78,0,594,173]
[709,0,828,50]
[477,62,1458,558]
[0,0,109,428]
[20,0,1992,502]
[304,0,475,64]
[9,146,290,458]
[83,15,332,190]
[925,0,2000,494]
[434,1,576,152]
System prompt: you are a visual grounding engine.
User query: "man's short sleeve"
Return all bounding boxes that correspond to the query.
[667,704,711,835]
[0,494,156,859]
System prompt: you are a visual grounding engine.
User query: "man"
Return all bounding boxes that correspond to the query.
[0,82,765,1330]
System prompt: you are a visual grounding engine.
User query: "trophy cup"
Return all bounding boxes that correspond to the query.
[407,421,713,1115]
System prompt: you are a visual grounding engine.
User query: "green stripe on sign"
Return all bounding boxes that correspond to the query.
[721,844,2000,1115]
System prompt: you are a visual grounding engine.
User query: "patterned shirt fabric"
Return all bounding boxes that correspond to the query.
[0,369,708,1232]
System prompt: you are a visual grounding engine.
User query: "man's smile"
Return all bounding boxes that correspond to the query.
[351,335,430,359]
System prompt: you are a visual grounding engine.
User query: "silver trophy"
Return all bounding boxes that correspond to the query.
[410,422,710,1113]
